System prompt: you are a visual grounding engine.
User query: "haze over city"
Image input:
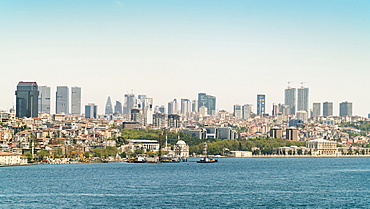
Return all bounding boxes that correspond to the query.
[1,0,369,116]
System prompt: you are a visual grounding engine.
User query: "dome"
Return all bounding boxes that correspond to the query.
[176,140,186,145]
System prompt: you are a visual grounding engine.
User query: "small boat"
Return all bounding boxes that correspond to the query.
[196,157,218,163]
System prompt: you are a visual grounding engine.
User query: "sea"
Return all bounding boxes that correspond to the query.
[1,157,369,208]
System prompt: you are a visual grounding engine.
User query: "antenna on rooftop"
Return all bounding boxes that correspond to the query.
[287,81,293,88]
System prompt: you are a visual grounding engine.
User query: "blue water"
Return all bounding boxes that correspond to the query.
[1,158,369,208]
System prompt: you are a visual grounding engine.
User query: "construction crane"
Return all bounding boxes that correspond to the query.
[300,82,307,88]
[287,81,293,88]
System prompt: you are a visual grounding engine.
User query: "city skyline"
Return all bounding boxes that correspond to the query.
[1,1,369,116]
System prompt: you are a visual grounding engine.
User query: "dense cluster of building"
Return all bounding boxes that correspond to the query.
[1,81,369,165]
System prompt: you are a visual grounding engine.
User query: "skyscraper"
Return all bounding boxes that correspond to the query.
[233,104,242,118]
[56,86,69,114]
[272,103,279,116]
[285,87,296,115]
[105,96,114,115]
[123,93,135,114]
[168,99,178,114]
[85,103,97,119]
[339,101,353,116]
[297,86,309,112]
[15,81,39,118]
[242,104,252,119]
[312,102,321,117]
[323,101,333,116]
[181,99,191,114]
[206,95,216,115]
[257,94,265,115]
[71,87,81,116]
[38,85,50,114]
[191,100,198,113]
[198,93,207,110]
[114,101,123,115]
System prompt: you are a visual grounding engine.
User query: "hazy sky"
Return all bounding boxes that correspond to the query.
[1,0,369,116]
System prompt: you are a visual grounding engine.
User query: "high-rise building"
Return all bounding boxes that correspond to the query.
[159,105,165,114]
[233,104,242,118]
[56,86,69,114]
[272,103,279,116]
[297,86,309,112]
[270,127,283,139]
[279,104,290,115]
[85,103,97,119]
[123,93,136,114]
[168,99,178,115]
[323,102,333,117]
[153,112,166,127]
[143,97,153,125]
[168,114,180,128]
[286,127,298,140]
[192,100,198,112]
[312,102,321,117]
[71,87,81,116]
[181,99,191,114]
[339,101,353,116]
[285,87,296,115]
[114,101,123,115]
[38,86,50,114]
[242,104,252,119]
[105,96,114,115]
[15,81,39,118]
[206,95,216,115]
[131,108,144,125]
[257,94,265,115]
[198,93,207,110]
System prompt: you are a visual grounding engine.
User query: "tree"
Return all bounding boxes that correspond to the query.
[37,150,50,161]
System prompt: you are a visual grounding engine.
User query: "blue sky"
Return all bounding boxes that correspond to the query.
[1,0,369,116]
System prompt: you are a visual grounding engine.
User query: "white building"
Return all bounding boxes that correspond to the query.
[174,140,189,158]
[0,151,28,165]
[306,139,338,155]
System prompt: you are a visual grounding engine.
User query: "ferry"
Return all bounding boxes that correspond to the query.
[196,157,218,163]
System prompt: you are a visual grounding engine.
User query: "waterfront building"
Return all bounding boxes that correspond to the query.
[71,87,81,116]
[339,101,353,116]
[174,140,189,158]
[56,86,69,114]
[233,104,242,118]
[85,103,97,119]
[0,151,27,165]
[105,96,114,115]
[127,140,159,152]
[114,101,123,115]
[306,139,338,155]
[297,86,309,112]
[323,102,333,116]
[15,81,39,118]
[312,102,321,117]
[242,104,252,119]
[257,94,265,115]
[285,87,296,114]
[38,85,50,114]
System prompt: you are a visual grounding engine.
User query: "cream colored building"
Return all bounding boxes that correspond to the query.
[306,138,338,155]
[174,140,189,158]
[0,151,27,165]
[228,151,252,157]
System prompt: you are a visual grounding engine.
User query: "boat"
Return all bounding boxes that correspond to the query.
[196,157,218,163]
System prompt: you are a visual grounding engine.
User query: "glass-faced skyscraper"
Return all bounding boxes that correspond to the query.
[285,87,296,115]
[197,93,216,115]
[339,101,353,116]
[105,96,114,115]
[38,85,51,114]
[71,87,81,116]
[323,101,333,116]
[257,94,265,115]
[15,81,39,118]
[123,93,136,114]
[297,86,309,112]
[56,86,69,114]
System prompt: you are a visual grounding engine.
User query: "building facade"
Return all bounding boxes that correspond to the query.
[323,101,333,117]
[15,81,39,118]
[285,87,296,115]
[38,85,50,114]
[71,87,81,116]
[257,94,265,115]
[56,86,69,114]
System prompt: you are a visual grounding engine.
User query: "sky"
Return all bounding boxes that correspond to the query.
[1,0,369,116]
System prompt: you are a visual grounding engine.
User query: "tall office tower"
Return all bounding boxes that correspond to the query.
[168,101,174,115]
[38,85,51,114]
[257,94,265,115]
[339,101,353,116]
[131,108,144,125]
[153,112,166,127]
[143,98,153,124]
[138,95,147,109]
[15,81,39,118]
[297,85,309,112]
[71,87,81,116]
[296,110,308,123]
[198,93,207,110]
[181,99,191,114]
[242,104,252,119]
[56,86,69,114]
[105,96,114,115]
[168,99,178,114]
[272,103,279,116]
[323,102,333,116]
[312,102,321,117]
[159,105,165,114]
[114,101,123,115]
[206,95,216,115]
[168,114,180,128]
[192,100,198,112]
[285,87,296,114]
[233,104,242,118]
[123,93,136,114]
[85,103,97,119]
